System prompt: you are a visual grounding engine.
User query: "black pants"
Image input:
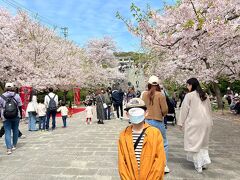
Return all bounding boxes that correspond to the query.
[115,103,123,118]
[0,126,22,137]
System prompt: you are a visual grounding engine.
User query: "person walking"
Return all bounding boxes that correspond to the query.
[141,75,170,173]
[126,86,136,103]
[85,102,93,125]
[118,98,166,179]
[102,88,112,120]
[26,92,38,131]
[37,99,47,131]
[112,88,124,119]
[57,102,69,128]
[95,89,105,124]
[0,83,23,155]
[44,88,58,130]
[178,78,213,173]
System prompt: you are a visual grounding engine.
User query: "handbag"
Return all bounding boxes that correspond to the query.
[103,103,108,109]
[99,95,108,109]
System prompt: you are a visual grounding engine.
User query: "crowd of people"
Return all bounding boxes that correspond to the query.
[84,86,136,124]
[0,75,227,178]
[0,84,69,155]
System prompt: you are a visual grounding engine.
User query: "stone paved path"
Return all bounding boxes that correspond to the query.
[0,110,239,180]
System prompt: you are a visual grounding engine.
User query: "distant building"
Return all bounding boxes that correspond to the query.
[116,56,134,66]
[116,56,134,73]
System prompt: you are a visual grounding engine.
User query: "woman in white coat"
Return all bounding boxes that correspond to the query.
[178,78,213,173]
[26,93,38,131]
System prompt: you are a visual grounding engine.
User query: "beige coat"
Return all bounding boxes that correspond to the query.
[178,91,213,152]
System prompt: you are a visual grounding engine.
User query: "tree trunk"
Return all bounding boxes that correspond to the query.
[0,82,5,93]
[212,82,223,110]
[63,90,68,104]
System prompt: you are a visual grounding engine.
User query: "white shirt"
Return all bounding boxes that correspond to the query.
[37,103,47,117]
[44,92,58,108]
[26,95,38,112]
[85,106,93,118]
[57,106,68,116]
[132,130,145,169]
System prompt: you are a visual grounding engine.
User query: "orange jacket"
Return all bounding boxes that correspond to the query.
[118,123,166,180]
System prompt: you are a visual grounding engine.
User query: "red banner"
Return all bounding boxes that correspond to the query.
[73,88,81,105]
[19,86,32,118]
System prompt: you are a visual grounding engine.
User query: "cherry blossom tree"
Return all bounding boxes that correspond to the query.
[118,0,240,108]
[0,9,87,91]
[0,8,125,96]
[84,37,125,88]
[0,8,33,88]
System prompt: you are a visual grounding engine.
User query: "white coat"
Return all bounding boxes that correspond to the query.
[178,91,213,152]
[26,95,38,113]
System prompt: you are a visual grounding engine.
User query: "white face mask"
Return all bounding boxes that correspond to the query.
[128,108,145,124]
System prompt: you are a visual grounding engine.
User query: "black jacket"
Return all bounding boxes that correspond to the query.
[112,90,124,105]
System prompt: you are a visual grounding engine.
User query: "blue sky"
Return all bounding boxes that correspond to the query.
[0,0,175,52]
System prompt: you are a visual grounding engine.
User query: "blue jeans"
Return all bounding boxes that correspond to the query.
[146,119,169,161]
[39,116,46,130]
[28,112,37,131]
[46,110,57,130]
[104,106,111,120]
[3,118,20,149]
[62,116,67,127]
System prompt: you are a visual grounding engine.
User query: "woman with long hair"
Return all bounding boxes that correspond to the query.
[95,89,105,124]
[178,78,213,173]
[141,75,170,173]
[26,90,38,131]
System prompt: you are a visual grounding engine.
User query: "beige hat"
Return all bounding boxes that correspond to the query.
[148,75,159,85]
[124,98,146,111]
[5,83,14,88]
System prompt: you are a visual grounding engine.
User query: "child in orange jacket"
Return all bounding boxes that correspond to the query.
[118,98,166,180]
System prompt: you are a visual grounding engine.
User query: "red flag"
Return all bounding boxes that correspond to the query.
[19,86,32,118]
[73,88,81,105]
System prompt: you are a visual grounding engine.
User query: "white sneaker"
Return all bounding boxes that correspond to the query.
[164,165,170,173]
[7,149,12,155]
[195,167,203,173]
[202,164,208,169]
[12,146,16,151]
[19,135,26,139]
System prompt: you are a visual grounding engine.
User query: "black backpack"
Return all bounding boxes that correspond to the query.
[47,94,57,111]
[1,93,18,119]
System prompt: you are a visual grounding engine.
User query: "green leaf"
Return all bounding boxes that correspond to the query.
[183,19,195,28]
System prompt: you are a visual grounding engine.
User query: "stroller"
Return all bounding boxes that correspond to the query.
[164,96,177,127]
